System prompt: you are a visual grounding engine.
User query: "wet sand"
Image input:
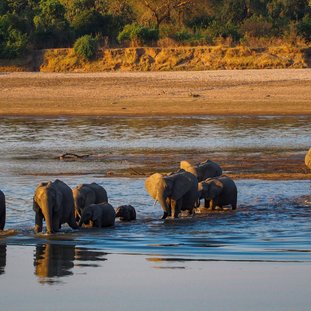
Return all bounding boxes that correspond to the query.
[0,70,311,116]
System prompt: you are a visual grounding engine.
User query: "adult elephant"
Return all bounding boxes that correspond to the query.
[33,179,78,234]
[78,203,115,228]
[145,170,198,219]
[72,183,108,221]
[0,190,5,230]
[180,159,222,182]
[305,148,311,169]
[198,176,237,210]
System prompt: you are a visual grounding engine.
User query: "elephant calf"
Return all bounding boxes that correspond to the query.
[79,203,115,228]
[198,176,237,210]
[33,179,78,234]
[180,159,222,182]
[72,183,108,221]
[0,190,5,230]
[115,205,136,221]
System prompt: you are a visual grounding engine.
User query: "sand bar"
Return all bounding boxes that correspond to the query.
[0,69,311,116]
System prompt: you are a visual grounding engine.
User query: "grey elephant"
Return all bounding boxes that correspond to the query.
[180,159,222,182]
[0,190,5,230]
[145,170,198,219]
[33,179,78,234]
[115,205,136,221]
[198,176,237,210]
[305,148,311,169]
[78,202,115,228]
[72,183,108,221]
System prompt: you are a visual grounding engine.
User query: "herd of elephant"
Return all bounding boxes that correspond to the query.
[0,147,310,234]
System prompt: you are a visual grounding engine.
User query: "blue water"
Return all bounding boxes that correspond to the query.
[0,116,310,263]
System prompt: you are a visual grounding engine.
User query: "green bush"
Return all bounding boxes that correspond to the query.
[207,21,242,43]
[297,15,311,42]
[117,23,159,45]
[73,35,98,60]
[172,29,192,42]
[241,15,274,37]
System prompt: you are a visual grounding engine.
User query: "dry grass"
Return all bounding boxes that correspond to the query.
[1,45,308,73]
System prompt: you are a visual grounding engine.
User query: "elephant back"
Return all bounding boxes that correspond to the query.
[305,148,311,169]
[88,183,108,203]
[196,160,222,181]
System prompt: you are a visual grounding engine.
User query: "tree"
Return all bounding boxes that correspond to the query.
[141,0,194,28]
[33,0,72,48]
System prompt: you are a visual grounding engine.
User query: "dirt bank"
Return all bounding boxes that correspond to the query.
[0,70,311,116]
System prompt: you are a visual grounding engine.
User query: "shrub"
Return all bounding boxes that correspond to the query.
[241,15,274,37]
[172,29,192,42]
[73,35,98,60]
[297,15,311,42]
[117,23,159,45]
[207,21,242,43]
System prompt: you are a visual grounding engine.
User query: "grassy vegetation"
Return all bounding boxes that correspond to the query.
[22,45,306,72]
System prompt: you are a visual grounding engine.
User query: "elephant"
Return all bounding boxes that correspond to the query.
[145,170,198,219]
[72,183,108,221]
[33,179,78,234]
[0,190,5,230]
[115,205,136,221]
[305,148,311,169]
[78,202,115,228]
[198,176,237,210]
[180,159,222,182]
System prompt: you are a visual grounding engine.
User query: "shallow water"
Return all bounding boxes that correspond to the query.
[1,116,311,309]
[0,116,310,263]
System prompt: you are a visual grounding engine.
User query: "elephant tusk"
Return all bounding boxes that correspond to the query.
[153,199,158,207]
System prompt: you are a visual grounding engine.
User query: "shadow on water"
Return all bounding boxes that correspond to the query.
[33,243,107,285]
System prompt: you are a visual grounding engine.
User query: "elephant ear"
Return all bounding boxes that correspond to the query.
[208,179,223,199]
[180,160,197,177]
[145,173,165,200]
[170,173,193,200]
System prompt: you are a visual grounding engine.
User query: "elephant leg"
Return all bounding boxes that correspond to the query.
[68,212,79,230]
[232,203,237,210]
[0,212,5,230]
[93,219,102,228]
[172,199,182,218]
[204,199,210,208]
[209,200,216,210]
[52,214,60,232]
[170,200,176,218]
[34,212,43,233]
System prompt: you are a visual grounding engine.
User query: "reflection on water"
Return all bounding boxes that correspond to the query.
[0,244,6,275]
[33,243,107,285]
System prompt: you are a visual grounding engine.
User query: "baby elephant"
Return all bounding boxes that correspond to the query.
[115,205,136,221]
[78,203,115,228]
[0,190,5,230]
[198,176,237,210]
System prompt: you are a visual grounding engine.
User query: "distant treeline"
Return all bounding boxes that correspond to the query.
[0,0,311,59]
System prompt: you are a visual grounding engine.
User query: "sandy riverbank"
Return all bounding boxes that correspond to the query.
[0,69,311,116]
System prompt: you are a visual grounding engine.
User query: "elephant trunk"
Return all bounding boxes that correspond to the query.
[78,217,84,227]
